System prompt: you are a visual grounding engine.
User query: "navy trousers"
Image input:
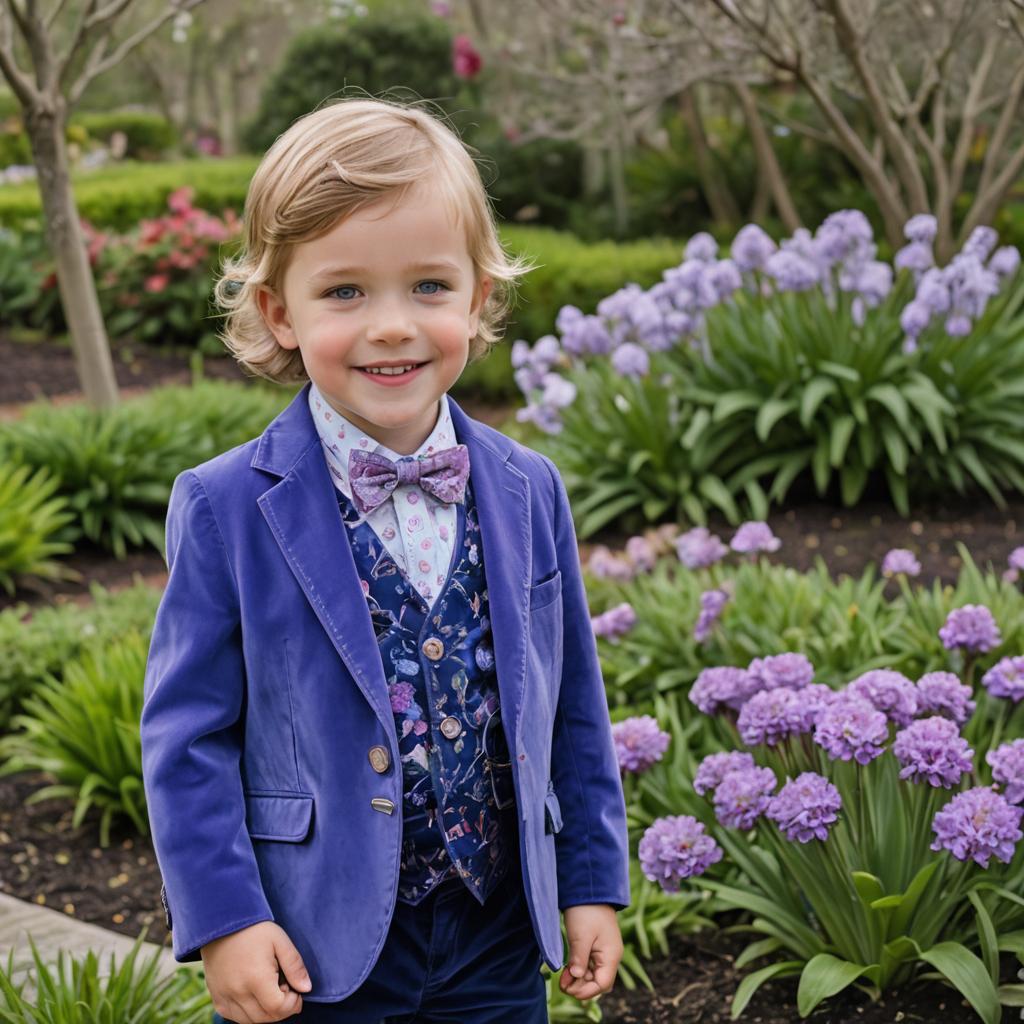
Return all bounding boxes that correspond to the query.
[211,859,549,1023]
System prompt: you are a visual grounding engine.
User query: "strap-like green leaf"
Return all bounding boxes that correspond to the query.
[797,954,877,1017]
[730,960,803,1019]
[917,941,1001,1024]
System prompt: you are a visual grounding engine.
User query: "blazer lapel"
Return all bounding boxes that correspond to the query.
[251,384,533,755]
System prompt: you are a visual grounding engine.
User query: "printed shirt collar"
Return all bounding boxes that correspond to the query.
[307,380,459,501]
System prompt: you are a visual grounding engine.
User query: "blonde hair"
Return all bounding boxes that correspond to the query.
[213,97,535,385]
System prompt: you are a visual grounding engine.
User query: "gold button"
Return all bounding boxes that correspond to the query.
[440,716,462,739]
[422,638,444,660]
[368,746,390,773]
[371,797,395,814]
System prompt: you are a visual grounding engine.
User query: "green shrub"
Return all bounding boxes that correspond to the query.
[0,580,162,733]
[0,461,77,595]
[73,110,178,160]
[0,931,210,1021]
[0,379,292,558]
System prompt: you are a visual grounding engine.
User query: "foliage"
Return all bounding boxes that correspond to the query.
[0,379,291,559]
[0,630,150,847]
[72,110,178,160]
[516,215,1024,536]
[241,9,459,155]
[0,929,210,1021]
[0,580,161,734]
[0,461,77,596]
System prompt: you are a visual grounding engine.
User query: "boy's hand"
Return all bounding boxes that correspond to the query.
[559,904,623,1001]
[202,920,312,1023]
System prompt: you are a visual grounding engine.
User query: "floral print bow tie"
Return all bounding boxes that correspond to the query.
[348,445,470,515]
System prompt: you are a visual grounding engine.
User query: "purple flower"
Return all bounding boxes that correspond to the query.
[639,815,724,891]
[847,669,918,726]
[987,740,1024,804]
[895,241,934,274]
[591,602,637,644]
[707,259,742,301]
[939,605,1002,653]
[611,342,650,378]
[586,545,634,581]
[900,299,933,339]
[694,588,730,643]
[931,786,1023,867]
[945,313,973,336]
[693,750,757,796]
[882,548,921,577]
[714,766,777,830]
[690,666,755,716]
[1009,546,1024,572]
[904,214,938,244]
[747,652,815,693]
[766,772,842,843]
[765,249,819,292]
[915,671,976,725]
[389,681,415,713]
[676,526,729,569]
[815,210,874,266]
[962,226,999,262]
[730,224,777,273]
[611,715,671,773]
[989,246,1020,279]
[893,717,974,788]
[813,694,889,765]
[624,535,657,572]
[982,656,1024,703]
[730,521,781,554]
[685,232,718,262]
[737,687,817,746]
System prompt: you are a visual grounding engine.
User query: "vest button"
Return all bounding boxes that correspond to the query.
[368,745,390,773]
[422,637,444,660]
[439,716,462,739]
[370,797,396,814]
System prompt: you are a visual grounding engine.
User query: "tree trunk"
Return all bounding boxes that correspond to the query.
[678,85,741,228]
[24,99,119,409]
[733,81,802,233]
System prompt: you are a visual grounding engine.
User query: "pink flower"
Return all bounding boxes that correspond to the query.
[144,273,170,294]
[167,186,195,215]
[452,34,482,79]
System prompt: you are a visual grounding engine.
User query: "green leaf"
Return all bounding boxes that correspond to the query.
[681,407,712,449]
[799,377,838,428]
[851,872,885,908]
[817,360,860,382]
[797,954,876,1018]
[866,383,911,434]
[829,415,856,467]
[735,937,784,970]
[713,390,763,422]
[756,398,797,443]
[967,890,1000,987]
[731,961,803,1019]
[889,860,940,936]
[998,984,1024,1006]
[917,941,1001,1024]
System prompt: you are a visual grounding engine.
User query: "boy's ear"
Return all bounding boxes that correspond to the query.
[256,284,300,351]
[469,275,493,336]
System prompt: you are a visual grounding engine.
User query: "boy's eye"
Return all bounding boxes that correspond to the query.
[326,281,450,301]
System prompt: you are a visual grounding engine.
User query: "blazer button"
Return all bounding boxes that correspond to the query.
[422,637,444,660]
[371,797,396,814]
[440,716,462,739]
[368,745,390,773]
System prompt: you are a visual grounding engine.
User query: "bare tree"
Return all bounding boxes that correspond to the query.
[456,0,803,235]
[0,0,205,408]
[709,0,1024,259]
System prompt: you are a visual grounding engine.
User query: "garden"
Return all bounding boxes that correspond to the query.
[3,1,1024,1022]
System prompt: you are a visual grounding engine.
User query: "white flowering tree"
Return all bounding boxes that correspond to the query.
[0,0,205,408]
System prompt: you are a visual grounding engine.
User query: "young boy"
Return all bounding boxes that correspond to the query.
[140,97,630,1023]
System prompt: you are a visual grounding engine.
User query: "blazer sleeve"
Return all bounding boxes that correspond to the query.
[140,469,274,962]
[540,454,631,912]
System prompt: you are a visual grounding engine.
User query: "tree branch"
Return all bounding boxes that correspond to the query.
[68,0,206,106]
[0,3,37,103]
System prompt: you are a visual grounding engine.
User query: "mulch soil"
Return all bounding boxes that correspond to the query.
[1,330,1021,1021]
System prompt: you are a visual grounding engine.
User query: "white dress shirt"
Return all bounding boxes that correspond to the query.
[307,381,464,607]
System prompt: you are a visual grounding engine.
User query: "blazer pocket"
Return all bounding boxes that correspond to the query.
[543,779,563,835]
[529,570,562,611]
[244,791,315,842]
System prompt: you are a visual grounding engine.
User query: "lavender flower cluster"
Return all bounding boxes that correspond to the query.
[513,211,1019,432]
[611,714,671,774]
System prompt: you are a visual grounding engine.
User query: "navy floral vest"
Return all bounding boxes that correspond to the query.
[337,475,518,905]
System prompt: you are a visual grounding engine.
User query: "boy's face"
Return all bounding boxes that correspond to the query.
[258,181,492,455]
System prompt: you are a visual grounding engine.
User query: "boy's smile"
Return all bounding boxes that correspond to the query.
[258,180,492,455]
